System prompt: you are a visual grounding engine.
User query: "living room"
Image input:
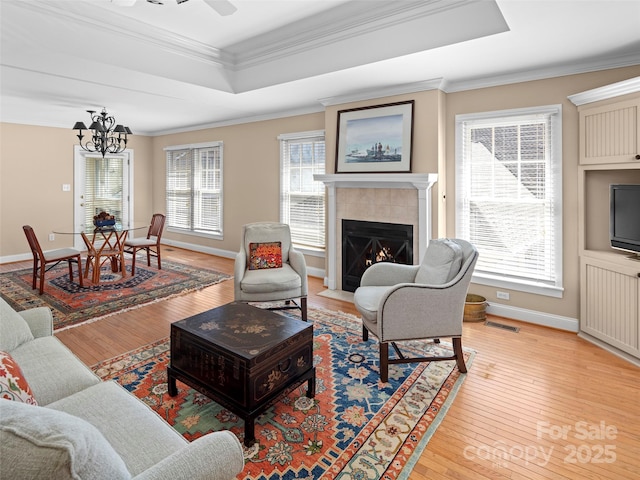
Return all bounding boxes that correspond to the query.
[1,1,640,478]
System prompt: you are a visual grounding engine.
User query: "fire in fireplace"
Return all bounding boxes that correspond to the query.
[342,219,413,292]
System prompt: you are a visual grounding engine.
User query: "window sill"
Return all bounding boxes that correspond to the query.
[294,245,325,258]
[167,227,223,241]
[472,272,563,298]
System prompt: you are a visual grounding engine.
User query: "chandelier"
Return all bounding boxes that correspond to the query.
[72,108,132,158]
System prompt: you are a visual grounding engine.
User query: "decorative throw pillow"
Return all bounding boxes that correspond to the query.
[249,242,283,270]
[0,351,37,405]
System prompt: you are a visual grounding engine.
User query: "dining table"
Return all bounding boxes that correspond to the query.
[54,223,148,284]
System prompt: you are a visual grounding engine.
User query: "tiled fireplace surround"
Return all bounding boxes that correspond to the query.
[315,173,438,291]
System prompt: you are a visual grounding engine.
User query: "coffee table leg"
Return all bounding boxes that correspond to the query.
[167,367,177,397]
[307,367,316,398]
[244,415,256,447]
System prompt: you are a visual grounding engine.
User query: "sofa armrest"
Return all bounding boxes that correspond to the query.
[132,431,245,480]
[18,307,53,338]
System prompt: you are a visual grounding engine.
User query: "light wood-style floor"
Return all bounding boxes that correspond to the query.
[5,247,639,479]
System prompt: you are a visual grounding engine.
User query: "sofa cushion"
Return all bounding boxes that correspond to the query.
[0,351,37,405]
[0,399,131,480]
[415,239,463,285]
[249,241,283,270]
[0,297,34,352]
[48,381,188,477]
[10,337,100,406]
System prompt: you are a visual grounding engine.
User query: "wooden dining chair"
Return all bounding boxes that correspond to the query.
[124,213,166,275]
[22,225,84,294]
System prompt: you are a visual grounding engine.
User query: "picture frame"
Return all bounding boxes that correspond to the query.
[335,100,414,173]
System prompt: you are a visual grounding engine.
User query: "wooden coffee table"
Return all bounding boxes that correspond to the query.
[167,302,315,446]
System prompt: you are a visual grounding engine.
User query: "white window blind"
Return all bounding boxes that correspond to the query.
[165,142,223,237]
[279,131,326,249]
[455,105,563,296]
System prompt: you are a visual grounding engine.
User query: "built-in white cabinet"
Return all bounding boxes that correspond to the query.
[580,253,639,358]
[579,96,640,165]
[571,78,640,363]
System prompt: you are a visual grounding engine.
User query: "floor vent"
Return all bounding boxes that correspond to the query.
[484,321,520,333]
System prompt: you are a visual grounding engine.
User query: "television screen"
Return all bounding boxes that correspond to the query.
[610,184,640,255]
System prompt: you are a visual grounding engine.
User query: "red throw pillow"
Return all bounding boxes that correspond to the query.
[0,351,37,405]
[249,242,283,270]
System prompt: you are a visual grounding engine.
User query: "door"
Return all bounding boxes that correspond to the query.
[73,146,133,250]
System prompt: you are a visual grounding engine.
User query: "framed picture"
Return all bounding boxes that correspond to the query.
[335,100,414,173]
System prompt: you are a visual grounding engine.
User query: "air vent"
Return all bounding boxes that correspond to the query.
[484,321,520,333]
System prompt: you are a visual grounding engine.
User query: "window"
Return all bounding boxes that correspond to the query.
[165,142,223,238]
[279,130,326,250]
[455,105,563,297]
[83,155,127,226]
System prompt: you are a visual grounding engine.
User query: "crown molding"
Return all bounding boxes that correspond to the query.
[229,0,489,69]
[15,0,231,68]
[444,52,640,94]
[318,79,445,106]
[568,75,640,106]
[150,105,326,136]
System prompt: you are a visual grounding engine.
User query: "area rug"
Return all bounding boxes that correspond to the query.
[92,306,474,479]
[0,261,231,331]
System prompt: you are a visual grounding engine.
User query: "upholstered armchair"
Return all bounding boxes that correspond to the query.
[234,222,308,321]
[353,238,478,382]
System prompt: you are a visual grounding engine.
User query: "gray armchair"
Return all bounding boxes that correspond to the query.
[353,238,478,382]
[234,222,308,321]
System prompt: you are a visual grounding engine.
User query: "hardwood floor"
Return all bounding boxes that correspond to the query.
[6,247,639,479]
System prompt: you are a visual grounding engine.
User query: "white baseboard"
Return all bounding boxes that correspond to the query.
[162,239,326,279]
[0,253,32,264]
[162,238,236,260]
[487,302,579,332]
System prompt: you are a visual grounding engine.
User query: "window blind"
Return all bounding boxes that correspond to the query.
[279,132,326,249]
[84,156,124,226]
[166,143,223,236]
[456,106,562,291]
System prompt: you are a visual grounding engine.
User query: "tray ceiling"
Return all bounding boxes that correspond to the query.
[1,0,639,134]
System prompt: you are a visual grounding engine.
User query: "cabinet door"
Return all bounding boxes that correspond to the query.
[579,97,640,165]
[580,256,640,357]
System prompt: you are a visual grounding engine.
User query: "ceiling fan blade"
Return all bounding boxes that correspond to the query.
[202,0,237,16]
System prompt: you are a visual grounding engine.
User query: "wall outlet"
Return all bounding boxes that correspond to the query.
[48,233,55,241]
[497,291,510,300]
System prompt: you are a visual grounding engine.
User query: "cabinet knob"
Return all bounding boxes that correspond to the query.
[635,154,640,160]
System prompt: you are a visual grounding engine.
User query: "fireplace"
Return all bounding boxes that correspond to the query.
[314,173,437,291]
[342,219,413,292]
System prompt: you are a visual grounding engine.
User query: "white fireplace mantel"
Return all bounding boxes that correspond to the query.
[315,173,438,290]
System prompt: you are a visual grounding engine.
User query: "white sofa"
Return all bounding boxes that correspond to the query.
[0,297,245,480]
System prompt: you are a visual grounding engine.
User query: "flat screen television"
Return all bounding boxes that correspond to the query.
[610,184,640,258]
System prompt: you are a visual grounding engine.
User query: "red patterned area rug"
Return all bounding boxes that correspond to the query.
[92,306,474,480]
[0,261,230,331]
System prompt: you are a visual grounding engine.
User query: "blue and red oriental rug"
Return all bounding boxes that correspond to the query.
[92,306,473,480]
[0,261,230,331]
